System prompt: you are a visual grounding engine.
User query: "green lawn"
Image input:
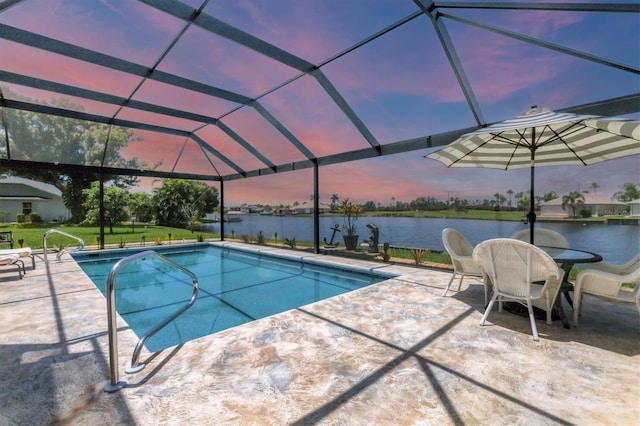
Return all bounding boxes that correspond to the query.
[0,223,219,250]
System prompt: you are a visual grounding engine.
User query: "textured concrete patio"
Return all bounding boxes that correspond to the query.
[0,242,638,425]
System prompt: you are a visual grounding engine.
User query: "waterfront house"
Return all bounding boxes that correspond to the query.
[539,194,628,218]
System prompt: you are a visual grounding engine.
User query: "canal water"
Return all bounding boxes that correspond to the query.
[203,215,639,264]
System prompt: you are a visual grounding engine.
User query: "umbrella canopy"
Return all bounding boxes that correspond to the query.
[426,106,640,244]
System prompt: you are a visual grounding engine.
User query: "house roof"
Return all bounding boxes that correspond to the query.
[0,176,63,197]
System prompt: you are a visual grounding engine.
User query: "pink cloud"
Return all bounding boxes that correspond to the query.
[133,79,239,119]
[221,107,310,164]
[454,31,569,101]
[0,0,182,64]
[258,76,372,156]
[1,41,142,96]
[505,10,584,39]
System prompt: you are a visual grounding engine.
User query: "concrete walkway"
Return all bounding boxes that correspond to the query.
[0,243,638,425]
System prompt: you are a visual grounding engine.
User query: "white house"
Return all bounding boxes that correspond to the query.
[0,176,70,222]
[629,199,640,216]
[540,194,628,218]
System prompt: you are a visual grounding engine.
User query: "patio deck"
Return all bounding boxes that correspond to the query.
[1,243,638,425]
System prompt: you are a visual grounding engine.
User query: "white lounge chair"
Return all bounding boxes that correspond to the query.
[473,238,564,341]
[572,262,640,326]
[0,247,35,270]
[441,228,483,298]
[0,254,23,279]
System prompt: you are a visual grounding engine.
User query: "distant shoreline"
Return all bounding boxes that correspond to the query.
[270,209,638,224]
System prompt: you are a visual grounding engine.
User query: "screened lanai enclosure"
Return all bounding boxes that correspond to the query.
[1,0,638,251]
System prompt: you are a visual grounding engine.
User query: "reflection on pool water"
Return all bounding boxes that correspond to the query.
[73,244,395,351]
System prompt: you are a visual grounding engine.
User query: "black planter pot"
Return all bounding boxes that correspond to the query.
[343,234,359,250]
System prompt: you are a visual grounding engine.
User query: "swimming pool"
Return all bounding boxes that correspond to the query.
[73,244,395,351]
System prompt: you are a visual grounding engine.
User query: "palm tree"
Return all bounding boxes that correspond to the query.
[507,189,513,208]
[561,191,585,218]
[543,191,559,201]
[330,193,340,211]
[590,182,600,195]
[613,182,640,202]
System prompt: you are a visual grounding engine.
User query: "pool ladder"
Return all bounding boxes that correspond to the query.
[104,250,199,393]
[43,229,85,262]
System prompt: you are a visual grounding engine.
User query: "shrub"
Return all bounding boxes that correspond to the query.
[579,209,592,218]
[256,230,266,244]
[187,221,202,232]
[16,213,25,223]
[29,212,43,223]
[241,233,251,243]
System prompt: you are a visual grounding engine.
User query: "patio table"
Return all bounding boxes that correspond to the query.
[538,246,602,328]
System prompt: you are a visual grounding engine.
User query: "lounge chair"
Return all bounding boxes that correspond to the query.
[441,228,483,299]
[0,247,35,270]
[573,261,640,326]
[473,238,564,341]
[0,254,23,279]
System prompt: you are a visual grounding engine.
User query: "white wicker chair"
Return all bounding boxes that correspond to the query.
[578,253,640,275]
[441,228,483,298]
[0,254,23,279]
[473,238,564,341]
[510,228,569,248]
[572,262,640,326]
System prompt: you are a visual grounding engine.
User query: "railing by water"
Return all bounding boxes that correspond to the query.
[104,250,199,393]
[43,229,85,262]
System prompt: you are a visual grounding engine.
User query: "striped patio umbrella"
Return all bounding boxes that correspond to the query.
[426,106,640,244]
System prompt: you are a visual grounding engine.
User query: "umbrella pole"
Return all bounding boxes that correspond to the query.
[528,150,536,244]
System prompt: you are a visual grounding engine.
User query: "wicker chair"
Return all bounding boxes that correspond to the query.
[572,260,640,326]
[579,253,640,275]
[441,228,483,298]
[0,254,24,279]
[510,228,569,248]
[473,238,564,341]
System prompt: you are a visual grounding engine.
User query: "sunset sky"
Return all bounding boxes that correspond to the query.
[1,0,638,206]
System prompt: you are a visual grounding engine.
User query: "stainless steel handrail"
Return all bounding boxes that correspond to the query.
[43,229,85,262]
[104,250,199,393]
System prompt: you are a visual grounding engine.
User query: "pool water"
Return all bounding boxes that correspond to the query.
[74,244,393,351]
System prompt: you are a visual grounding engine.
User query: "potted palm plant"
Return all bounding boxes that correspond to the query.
[338,198,361,250]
